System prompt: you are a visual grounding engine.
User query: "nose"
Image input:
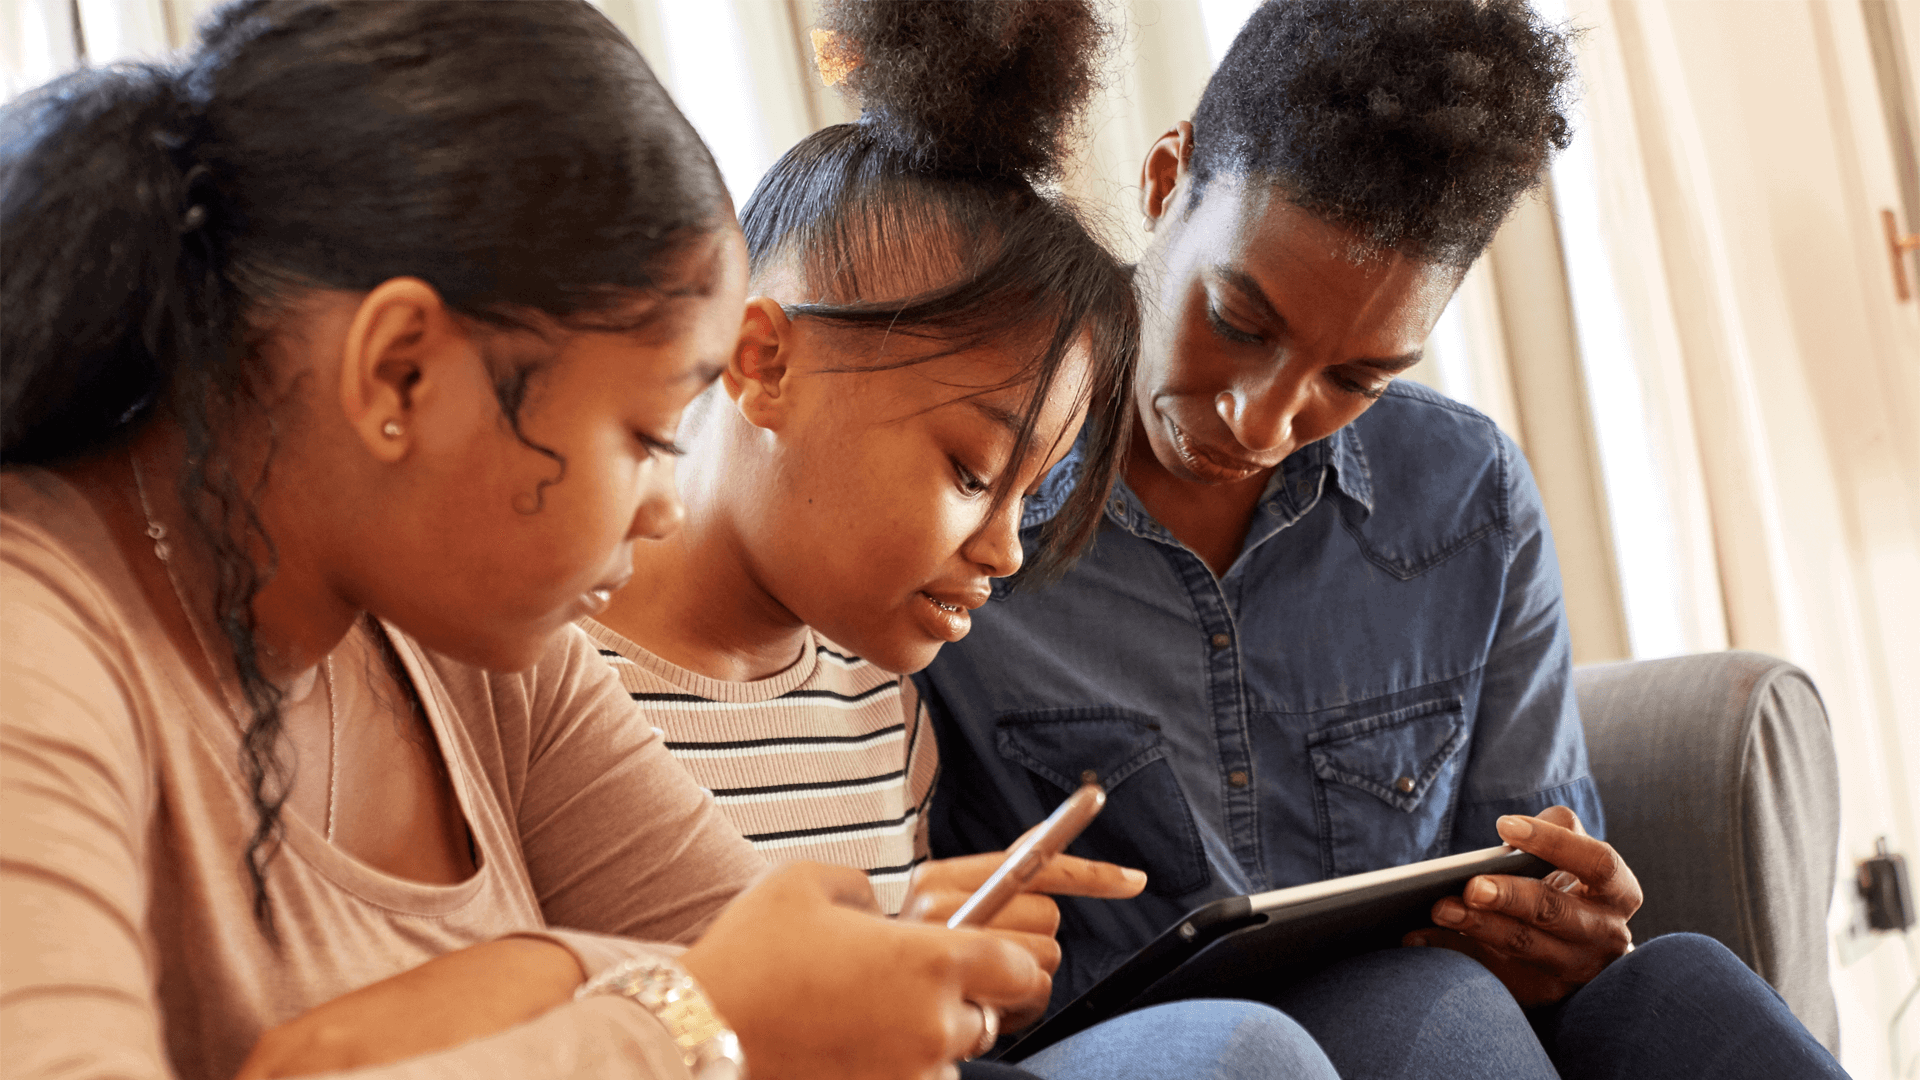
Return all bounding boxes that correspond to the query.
[1215,366,1304,456]
[963,494,1025,579]
[628,458,687,542]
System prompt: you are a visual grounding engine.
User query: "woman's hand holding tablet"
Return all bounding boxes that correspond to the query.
[1405,805,1643,1007]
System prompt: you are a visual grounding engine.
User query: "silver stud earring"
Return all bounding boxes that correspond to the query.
[382,421,403,438]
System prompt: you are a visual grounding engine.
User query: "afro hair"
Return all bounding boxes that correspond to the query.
[1190,0,1579,265]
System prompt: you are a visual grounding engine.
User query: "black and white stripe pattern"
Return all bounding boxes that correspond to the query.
[582,620,939,913]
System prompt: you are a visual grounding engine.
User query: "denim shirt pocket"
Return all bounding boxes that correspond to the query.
[995,708,1211,898]
[1307,696,1470,877]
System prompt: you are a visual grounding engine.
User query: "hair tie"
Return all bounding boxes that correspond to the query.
[811,28,857,87]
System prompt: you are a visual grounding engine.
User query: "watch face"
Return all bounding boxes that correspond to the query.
[692,1057,744,1080]
[693,1030,745,1080]
[587,958,745,1078]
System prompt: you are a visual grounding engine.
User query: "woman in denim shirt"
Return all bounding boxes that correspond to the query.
[921,3,1848,1078]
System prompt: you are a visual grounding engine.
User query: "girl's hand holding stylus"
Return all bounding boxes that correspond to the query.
[897,851,1148,1030]
[682,861,1048,1080]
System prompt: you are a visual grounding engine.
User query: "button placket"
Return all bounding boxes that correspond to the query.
[1156,543,1265,883]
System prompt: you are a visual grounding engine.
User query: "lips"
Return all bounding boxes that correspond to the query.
[913,586,990,644]
[1166,419,1271,484]
[580,570,633,615]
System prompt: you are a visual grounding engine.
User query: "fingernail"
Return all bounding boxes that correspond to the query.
[1435,900,1465,925]
[1122,867,1148,884]
[1467,878,1496,905]
[1406,934,1429,947]
[1498,815,1534,840]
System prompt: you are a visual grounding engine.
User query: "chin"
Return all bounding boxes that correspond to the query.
[820,627,937,676]
[404,617,564,675]
[879,642,943,676]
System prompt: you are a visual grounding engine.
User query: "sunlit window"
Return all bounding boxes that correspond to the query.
[1198,0,1263,62]
[653,1,775,207]
[1532,0,1693,659]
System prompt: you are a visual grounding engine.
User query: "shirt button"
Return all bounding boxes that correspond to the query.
[1395,775,1417,794]
[1109,498,1126,515]
[1209,632,1232,649]
[1081,769,1100,785]
[1228,770,1250,787]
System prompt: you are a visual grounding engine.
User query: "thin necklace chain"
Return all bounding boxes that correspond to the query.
[129,453,343,843]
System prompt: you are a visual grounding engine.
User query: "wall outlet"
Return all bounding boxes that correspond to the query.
[1862,838,1916,931]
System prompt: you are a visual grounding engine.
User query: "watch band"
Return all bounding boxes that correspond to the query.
[579,957,747,1079]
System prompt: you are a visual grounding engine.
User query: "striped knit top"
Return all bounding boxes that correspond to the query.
[578,618,936,914]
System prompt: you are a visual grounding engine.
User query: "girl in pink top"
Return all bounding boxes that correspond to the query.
[0,3,1053,1077]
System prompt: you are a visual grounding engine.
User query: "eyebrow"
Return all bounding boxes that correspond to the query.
[1216,267,1287,329]
[1213,266,1424,374]
[966,397,1024,434]
[1348,352,1426,374]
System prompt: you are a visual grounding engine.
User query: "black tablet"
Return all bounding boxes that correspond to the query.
[1002,844,1553,1061]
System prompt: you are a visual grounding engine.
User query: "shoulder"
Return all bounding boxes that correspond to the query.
[1352,381,1511,475]
[2,475,155,808]
[1334,382,1533,573]
[1350,382,1521,515]
[2,469,151,703]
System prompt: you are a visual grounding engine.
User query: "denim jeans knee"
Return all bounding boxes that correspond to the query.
[1263,946,1558,1080]
[1017,998,1340,1080]
[1547,932,1847,1080]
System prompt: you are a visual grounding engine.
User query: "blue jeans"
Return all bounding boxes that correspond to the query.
[1018,999,1339,1080]
[1538,933,1848,1080]
[996,934,1846,1079]
[1264,945,1556,1078]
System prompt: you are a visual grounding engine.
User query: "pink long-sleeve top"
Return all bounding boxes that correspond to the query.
[0,469,770,1080]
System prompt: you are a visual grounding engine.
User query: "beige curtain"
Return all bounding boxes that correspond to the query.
[1533,4,1920,1075]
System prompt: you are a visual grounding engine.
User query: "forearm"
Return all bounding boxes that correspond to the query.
[233,937,699,1080]
[323,996,695,1080]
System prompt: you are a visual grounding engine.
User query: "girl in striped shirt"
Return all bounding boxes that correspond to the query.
[581,0,1138,925]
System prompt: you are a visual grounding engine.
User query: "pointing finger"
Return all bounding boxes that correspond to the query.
[1017,855,1148,899]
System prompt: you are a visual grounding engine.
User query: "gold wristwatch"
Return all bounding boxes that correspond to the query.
[578,957,747,1080]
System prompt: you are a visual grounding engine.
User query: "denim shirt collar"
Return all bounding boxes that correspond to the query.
[1023,425,1375,540]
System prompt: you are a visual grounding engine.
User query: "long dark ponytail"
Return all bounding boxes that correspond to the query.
[741,0,1137,587]
[0,0,731,934]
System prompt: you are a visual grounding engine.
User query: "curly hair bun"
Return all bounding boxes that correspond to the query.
[820,0,1103,182]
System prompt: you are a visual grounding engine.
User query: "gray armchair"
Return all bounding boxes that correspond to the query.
[1574,650,1840,1051]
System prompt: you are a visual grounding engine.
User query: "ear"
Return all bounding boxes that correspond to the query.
[1139,121,1196,226]
[728,296,796,432]
[337,277,477,463]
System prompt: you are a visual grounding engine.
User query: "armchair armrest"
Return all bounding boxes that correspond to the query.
[1573,650,1839,1051]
